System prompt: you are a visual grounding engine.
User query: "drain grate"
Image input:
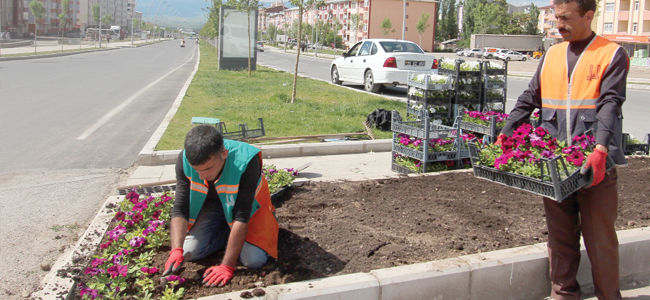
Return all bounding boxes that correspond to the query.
[118,185,176,195]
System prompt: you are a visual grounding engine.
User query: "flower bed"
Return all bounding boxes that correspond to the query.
[468,124,613,201]
[76,165,298,300]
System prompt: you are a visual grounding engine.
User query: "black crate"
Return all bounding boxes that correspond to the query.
[483,60,507,75]
[485,82,506,89]
[391,152,420,174]
[216,118,265,140]
[468,141,615,202]
[393,143,469,162]
[118,185,176,195]
[485,96,506,104]
[407,71,454,91]
[406,104,450,120]
[622,133,650,155]
[270,186,291,207]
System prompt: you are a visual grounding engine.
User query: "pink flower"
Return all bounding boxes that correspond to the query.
[84,267,102,275]
[91,258,108,267]
[106,265,128,278]
[126,190,140,204]
[129,236,146,248]
[540,149,555,158]
[141,267,159,274]
[268,168,277,175]
[107,225,126,241]
[152,210,162,220]
[165,275,185,285]
[567,151,585,166]
[154,201,163,208]
[412,139,422,147]
[132,213,143,224]
[100,239,113,250]
[133,201,148,213]
[160,195,172,203]
[79,286,99,299]
[114,211,125,222]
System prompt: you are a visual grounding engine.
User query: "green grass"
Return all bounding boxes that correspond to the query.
[156,40,404,150]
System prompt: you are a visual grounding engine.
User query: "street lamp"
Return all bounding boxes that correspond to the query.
[157,4,169,41]
[130,0,139,45]
[152,0,166,41]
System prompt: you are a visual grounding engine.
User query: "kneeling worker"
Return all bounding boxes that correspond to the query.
[163,125,278,287]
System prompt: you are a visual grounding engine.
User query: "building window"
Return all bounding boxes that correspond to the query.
[364,0,369,8]
[406,15,409,19]
[604,23,613,32]
[633,22,637,32]
[605,3,614,12]
[635,1,639,10]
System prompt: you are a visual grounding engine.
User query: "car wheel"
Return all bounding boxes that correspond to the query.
[506,57,511,61]
[364,70,381,93]
[522,56,527,61]
[331,66,342,85]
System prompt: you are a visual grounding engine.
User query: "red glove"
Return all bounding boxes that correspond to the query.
[162,248,184,276]
[203,265,235,287]
[582,148,608,187]
[494,134,506,145]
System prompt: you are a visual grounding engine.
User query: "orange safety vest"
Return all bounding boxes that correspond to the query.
[539,35,623,149]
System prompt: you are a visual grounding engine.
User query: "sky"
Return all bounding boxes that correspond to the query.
[135,0,553,29]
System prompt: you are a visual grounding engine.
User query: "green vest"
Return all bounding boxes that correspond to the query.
[183,140,262,226]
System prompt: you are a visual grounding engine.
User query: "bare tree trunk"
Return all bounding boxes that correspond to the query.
[291,4,303,104]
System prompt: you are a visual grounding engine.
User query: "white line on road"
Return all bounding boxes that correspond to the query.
[76,48,197,140]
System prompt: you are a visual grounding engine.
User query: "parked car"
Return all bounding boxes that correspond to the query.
[456,48,466,56]
[465,48,482,57]
[494,48,511,60]
[256,41,264,52]
[502,51,527,61]
[330,39,438,93]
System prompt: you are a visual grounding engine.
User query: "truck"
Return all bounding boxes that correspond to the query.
[471,34,552,56]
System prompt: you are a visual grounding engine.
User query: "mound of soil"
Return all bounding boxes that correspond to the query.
[81,157,650,299]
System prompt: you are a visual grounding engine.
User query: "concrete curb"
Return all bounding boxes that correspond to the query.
[199,227,650,300]
[0,40,162,62]
[138,139,394,166]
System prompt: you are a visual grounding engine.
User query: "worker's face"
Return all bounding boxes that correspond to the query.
[192,150,228,182]
[555,2,594,42]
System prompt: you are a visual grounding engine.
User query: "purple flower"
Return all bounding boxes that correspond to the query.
[84,267,102,275]
[165,275,186,285]
[114,211,125,222]
[129,236,146,248]
[540,149,555,158]
[107,225,126,241]
[144,196,155,203]
[141,267,159,275]
[106,265,128,278]
[149,220,165,227]
[160,194,172,203]
[132,213,143,224]
[79,286,99,299]
[268,168,278,175]
[132,201,148,213]
[412,139,422,147]
[100,240,113,250]
[91,258,108,267]
[152,210,162,220]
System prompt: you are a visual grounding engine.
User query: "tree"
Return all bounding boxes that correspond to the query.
[380,17,395,38]
[92,4,100,24]
[349,13,361,44]
[58,0,70,51]
[287,0,326,103]
[415,12,430,46]
[268,23,278,42]
[200,0,221,40]
[29,0,46,53]
[225,0,261,78]
[437,0,458,41]
[524,3,540,35]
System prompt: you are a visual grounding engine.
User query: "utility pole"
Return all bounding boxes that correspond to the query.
[401,0,406,40]
[99,0,102,48]
[152,1,166,42]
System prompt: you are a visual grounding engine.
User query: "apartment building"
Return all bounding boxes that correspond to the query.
[258,0,437,51]
[596,0,650,55]
[538,4,562,44]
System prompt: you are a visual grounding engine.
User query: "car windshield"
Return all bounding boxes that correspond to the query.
[378,41,424,54]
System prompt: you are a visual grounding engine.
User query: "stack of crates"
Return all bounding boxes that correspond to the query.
[481,60,508,112]
[405,71,454,121]
[438,59,483,114]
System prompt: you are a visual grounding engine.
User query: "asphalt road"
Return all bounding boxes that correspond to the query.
[0,41,198,298]
[259,48,649,140]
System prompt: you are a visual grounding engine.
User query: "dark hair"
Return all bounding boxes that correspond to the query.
[554,0,597,16]
[184,125,224,166]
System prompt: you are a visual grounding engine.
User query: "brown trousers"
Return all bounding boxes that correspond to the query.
[543,169,622,300]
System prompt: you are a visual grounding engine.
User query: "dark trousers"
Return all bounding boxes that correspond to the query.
[543,169,622,300]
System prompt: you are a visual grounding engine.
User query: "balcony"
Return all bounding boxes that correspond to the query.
[619,11,630,20]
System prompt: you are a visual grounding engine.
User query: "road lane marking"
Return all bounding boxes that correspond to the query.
[77,48,197,140]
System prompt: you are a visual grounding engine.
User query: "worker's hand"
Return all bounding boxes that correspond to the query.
[581,147,608,187]
[162,248,184,276]
[203,265,235,287]
[494,134,507,145]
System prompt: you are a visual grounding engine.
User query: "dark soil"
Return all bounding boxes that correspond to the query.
[82,157,650,299]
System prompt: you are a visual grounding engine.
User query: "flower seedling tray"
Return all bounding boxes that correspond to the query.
[393,143,469,162]
[484,95,506,104]
[485,82,506,89]
[467,142,615,202]
[406,71,454,91]
[391,112,457,139]
[483,61,507,75]
[406,105,450,120]
[622,133,650,155]
[407,90,454,106]
[439,67,482,78]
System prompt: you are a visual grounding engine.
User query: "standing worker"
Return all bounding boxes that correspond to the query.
[162,125,279,287]
[496,0,628,299]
